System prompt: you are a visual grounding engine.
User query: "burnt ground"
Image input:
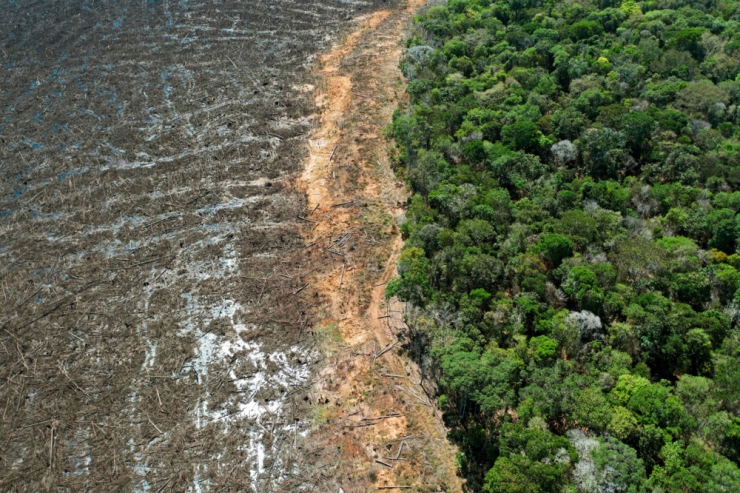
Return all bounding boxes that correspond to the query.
[0,0,396,490]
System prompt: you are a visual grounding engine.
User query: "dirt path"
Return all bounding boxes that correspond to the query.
[293,2,465,491]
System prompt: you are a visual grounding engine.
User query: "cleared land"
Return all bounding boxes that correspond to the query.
[0,0,392,490]
[290,2,464,491]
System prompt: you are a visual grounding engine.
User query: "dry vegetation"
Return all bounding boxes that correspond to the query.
[0,0,396,490]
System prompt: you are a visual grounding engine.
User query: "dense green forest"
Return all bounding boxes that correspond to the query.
[387,0,740,490]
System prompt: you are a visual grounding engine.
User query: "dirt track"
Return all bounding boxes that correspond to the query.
[293,3,465,491]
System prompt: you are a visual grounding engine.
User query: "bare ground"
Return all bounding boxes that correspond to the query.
[0,0,398,491]
[288,3,465,491]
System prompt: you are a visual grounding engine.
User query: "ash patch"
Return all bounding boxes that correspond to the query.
[0,0,394,490]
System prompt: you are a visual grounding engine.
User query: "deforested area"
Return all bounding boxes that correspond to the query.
[0,0,392,490]
[388,0,740,491]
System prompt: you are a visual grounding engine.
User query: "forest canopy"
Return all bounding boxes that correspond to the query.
[388,0,740,490]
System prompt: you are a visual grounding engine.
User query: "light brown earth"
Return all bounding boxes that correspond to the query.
[292,2,466,491]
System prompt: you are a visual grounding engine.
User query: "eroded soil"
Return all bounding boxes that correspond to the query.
[291,3,465,491]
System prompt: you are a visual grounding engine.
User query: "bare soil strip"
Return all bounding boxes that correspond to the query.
[291,3,465,491]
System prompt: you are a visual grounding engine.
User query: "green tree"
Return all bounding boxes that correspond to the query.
[684,328,713,376]
[501,120,543,154]
[529,336,558,363]
[706,208,736,252]
[443,39,468,58]
[676,81,729,115]
[535,234,573,268]
[570,21,604,41]
[609,374,651,406]
[580,127,627,179]
[667,28,705,61]
[622,112,655,158]
[552,107,588,140]
[627,383,695,435]
[609,406,642,442]
[483,424,576,493]
[592,438,647,492]
[386,247,432,304]
[573,90,613,119]
[571,386,613,431]
[440,349,521,416]
[671,271,710,309]
[563,266,604,313]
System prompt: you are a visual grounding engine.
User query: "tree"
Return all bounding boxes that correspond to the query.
[483,423,577,493]
[609,406,641,442]
[645,79,687,105]
[386,247,432,304]
[443,39,468,58]
[684,329,713,376]
[571,386,613,431]
[458,219,496,245]
[627,383,695,435]
[552,107,588,140]
[502,120,543,154]
[609,374,651,407]
[579,127,627,179]
[563,268,604,314]
[653,108,689,133]
[564,310,604,350]
[553,209,598,249]
[570,21,604,41]
[713,349,740,415]
[706,458,740,493]
[608,322,641,360]
[550,140,578,166]
[613,237,667,286]
[489,151,547,190]
[591,436,647,493]
[450,56,475,76]
[529,336,558,363]
[622,112,655,158]
[671,271,710,309]
[676,82,729,115]
[706,208,736,252]
[675,375,716,420]
[535,234,574,268]
[440,349,521,416]
[666,28,705,61]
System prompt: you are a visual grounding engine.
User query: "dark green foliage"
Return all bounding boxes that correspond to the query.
[623,112,656,158]
[645,79,687,106]
[535,234,573,268]
[570,20,604,41]
[482,424,577,493]
[501,119,542,153]
[388,0,740,489]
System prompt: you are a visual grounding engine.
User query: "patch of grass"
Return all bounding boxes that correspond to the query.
[361,202,394,239]
[311,404,336,430]
[314,322,343,345]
